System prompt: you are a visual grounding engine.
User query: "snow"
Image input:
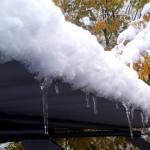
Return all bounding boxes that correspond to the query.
[80,17,91,26]
[117,26,138,44]
[0,143,12,150]
[141,2,150,17]
[121,39,147,64]
[1,0,150,115]
[115,2,150,65]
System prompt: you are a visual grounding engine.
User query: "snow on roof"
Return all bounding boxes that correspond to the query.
[0,0,150,116]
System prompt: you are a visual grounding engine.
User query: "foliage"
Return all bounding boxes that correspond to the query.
[120,10,150,84]
[130,0,150,10]
[54,136,139,150]
[129,10,150,83]
[127,0,150,20]
[132,53,150,83]
[53,0,126,49]
[5,142,25,150]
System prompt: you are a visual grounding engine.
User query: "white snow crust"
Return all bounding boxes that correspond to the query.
[1,0,150,114]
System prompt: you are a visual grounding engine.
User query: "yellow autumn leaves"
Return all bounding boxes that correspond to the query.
[132,54,150,82]
[53,0,125,48]
[93,19,121,35]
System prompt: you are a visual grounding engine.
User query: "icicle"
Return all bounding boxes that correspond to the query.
[116,103,119,109]
[93,95,97,115]
[54,82,59,94]
[131,106,135,120]
[122,103,133,139]
[140,110,149,134]
[40,78,52,135]
[85,93,90,108]
[141,112,146,134]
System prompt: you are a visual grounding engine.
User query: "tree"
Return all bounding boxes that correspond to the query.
[53,0,126,49]
[54,135,139,150]
[113,1,150,84]
[5,142,24,150]
[130,0,150,20]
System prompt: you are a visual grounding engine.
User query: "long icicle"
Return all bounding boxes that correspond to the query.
[40,78,52,135]
[140,110,149,135]
[131,106,135,120]
[122,103,133,139]
[54,82,59,94]
[86,93,90,108]
[93,95,98,115]
[116,103,119,109]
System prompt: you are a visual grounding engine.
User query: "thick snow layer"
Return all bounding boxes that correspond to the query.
[1,0,150,114]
